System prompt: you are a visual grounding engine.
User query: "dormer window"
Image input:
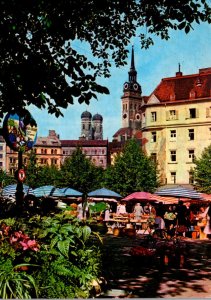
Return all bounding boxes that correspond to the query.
[189,90,196,99]
[170,93,175,101]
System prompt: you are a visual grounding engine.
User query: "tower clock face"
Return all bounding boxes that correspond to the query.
[133,83,138,90]
[123,113,127,119]
[124,83,129,89]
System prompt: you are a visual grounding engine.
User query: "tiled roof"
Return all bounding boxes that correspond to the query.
[61,140,108,147]
[36,136,61,146]
[113,127,133,138]
[151,68,211,103]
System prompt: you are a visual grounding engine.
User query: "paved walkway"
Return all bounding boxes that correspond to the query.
[100,234,211,298]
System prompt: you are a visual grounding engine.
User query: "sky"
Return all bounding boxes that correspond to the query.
[30,22,211,141]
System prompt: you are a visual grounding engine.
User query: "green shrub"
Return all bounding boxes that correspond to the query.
[0,212,103,298]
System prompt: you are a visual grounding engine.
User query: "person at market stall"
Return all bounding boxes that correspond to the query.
[176,200,189,236]
[133,203,144,220]
[116,202,127,215]
[156,202,165,218]
[164,205,177,230]
[77,201,83,220]
[143,202,153,214]
[104,203,111,221]
[198,202,211,239]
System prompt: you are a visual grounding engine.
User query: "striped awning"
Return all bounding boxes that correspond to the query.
[59,187,82,197]
[200,193,211,201]
[2,184,34,198]
[33,185,65,198]
[155,186,202,200]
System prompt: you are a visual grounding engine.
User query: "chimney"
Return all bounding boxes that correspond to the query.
[176,63,183,77]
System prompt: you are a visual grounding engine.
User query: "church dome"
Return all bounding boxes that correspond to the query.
[92,113,103,121]
[81,110,92,119]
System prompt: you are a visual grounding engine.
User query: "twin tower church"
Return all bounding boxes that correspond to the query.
[80,46,211,186]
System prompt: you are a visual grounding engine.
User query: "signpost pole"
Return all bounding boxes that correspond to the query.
[15,150,24,213]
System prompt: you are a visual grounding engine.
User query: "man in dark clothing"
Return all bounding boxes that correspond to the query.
[176,200,188,236]
[176,200,188,225]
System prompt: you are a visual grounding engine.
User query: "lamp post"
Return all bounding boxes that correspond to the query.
[2,110,37,215]
[15,151,24,213]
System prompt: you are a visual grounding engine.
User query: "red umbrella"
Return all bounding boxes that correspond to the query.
[123,191,153,202]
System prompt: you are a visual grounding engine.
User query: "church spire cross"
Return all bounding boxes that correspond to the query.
[128,46,137,83]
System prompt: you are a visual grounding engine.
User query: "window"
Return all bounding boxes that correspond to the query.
[170,150,176,162]
[170,172,176,184]
[151,131,157,142]
[0,154,2,158]
[51,159,57,165]
[151,112,157,122]
[166,110,178,120]
[151,153,157,164]
[189,171,194,184]
[188,129,194,140]
[188,149,195,162]
[206,107,211,118]
[0,146,3,150]
[170,130,176,139]
[189,108,197,118]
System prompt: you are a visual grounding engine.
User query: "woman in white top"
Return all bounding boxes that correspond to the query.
[116,202,127,215]
[199,203,211,236]
[133,203,144,219]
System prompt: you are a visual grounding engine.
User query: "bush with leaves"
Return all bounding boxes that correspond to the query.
[0,212,103,298]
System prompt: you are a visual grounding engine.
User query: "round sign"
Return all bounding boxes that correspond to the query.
[18,169,26,182]
[3,110,38,152]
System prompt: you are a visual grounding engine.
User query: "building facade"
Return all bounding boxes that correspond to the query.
[0,136,7,171]
[142,67,211,185]
[34,130,62,168]
[61,140,108,169]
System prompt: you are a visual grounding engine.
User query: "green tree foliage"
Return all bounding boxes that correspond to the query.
[193,144,211,193]
[25,150,38,188]
[25,151,61,187]
[60,147,104,195]
[0,1,210,117]
[104,139,158,196]
[0,170,16,188]
[36,165,61,187]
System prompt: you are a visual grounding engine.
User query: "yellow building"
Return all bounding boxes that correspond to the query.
[142,67,211,185]
[34,130,62,168]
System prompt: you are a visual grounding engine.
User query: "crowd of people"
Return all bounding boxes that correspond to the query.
[62,197,211,240]
[109,200,211,239]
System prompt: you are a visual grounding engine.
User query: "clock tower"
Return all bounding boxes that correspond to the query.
[121,46,142,129]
